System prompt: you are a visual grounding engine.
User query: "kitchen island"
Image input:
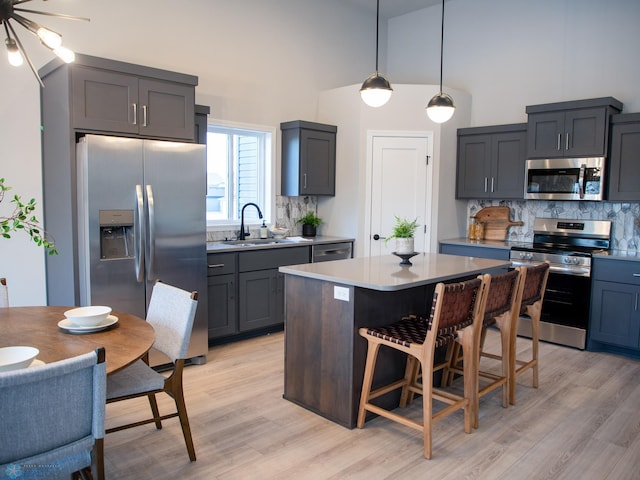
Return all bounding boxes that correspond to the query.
[279,252,510,428]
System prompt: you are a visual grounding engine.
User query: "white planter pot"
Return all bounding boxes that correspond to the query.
[395,237,414,254]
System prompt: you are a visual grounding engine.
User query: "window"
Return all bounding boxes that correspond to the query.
[206,122,274,227]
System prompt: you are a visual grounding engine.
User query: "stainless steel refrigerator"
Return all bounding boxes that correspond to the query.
[76,134,208,366]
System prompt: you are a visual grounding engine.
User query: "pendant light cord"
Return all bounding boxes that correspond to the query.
[375,0,380,72]
[438,0,445,93]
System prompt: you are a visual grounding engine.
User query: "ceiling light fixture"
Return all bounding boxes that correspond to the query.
[1,0,89,87]
[426,0,455,123]
[360,0,392,108]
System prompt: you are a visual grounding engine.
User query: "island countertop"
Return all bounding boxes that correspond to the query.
[279,252,510,291]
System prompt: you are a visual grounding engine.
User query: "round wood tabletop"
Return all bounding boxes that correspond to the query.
[0,306,155,375]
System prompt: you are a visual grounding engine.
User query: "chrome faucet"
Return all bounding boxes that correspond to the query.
[239,203,263,240]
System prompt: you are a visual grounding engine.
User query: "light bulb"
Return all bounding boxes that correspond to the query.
[54,46,75,63]
[37,27,62,49]
[5,39,23,67]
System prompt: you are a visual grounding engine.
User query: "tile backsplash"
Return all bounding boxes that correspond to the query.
[206,196,317,242]
[467,199,640,252]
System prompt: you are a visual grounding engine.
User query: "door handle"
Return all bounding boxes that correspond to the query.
[135,185,145,283]
[146,184,155,282]
[373,234,386,241]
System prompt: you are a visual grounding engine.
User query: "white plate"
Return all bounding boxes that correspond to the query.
[58,315,118,333]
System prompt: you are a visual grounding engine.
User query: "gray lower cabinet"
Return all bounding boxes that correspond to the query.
[607,113,640,201]
[456,124,527,199]
[588,257,640,356]
[208,246,310,341]
[207,253,237,339]
[439,242,510,261]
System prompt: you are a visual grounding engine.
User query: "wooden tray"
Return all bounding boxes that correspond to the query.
[474,206,523,241]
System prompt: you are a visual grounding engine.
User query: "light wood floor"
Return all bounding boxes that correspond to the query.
[104,330,640,480]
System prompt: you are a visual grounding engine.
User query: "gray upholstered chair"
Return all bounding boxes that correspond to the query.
[0,348,106,480]
[106,280,198,461]
[0,277,8,307]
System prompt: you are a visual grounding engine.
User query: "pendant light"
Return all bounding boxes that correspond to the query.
[426,0,455,123]
[360,0,392,107]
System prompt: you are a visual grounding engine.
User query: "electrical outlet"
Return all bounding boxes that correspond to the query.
[334,286,350,302]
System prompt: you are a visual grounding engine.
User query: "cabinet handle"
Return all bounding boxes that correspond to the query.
[633,273,640,277]
[635,292,638,312]
[229,281,234,300]
[208,263,225,268]
[491,177,495,193]
[303,173,307,189]
[142,105,148,127]
[132,103,137,125]
[565,132,570,150]
[557,133,561,151]
[484,177,488,193]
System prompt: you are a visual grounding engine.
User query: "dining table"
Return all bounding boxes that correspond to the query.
[0,306,155,375]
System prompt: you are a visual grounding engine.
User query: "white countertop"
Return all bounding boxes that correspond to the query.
[279,252,510,291]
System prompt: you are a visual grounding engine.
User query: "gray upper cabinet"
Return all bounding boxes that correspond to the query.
[281,121,337,196]
[456,123,527,199]
[39,54,198,142]
[71,64,196,141]
[608,113,640,201]
[526,97,622,159]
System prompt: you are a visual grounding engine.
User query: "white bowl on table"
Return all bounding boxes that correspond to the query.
[268,227,288,240]
[0,346,40,372]
[64,306,112,327]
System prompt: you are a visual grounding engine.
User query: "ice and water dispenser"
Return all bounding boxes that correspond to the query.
[99,210,135,259]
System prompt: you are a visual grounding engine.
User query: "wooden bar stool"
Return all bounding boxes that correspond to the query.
[356,275,489,459]
[510,262,550,404]
[442,268,525,427]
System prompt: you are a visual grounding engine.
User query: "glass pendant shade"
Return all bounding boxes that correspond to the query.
[360,72,393,108]
[426,92,455,123]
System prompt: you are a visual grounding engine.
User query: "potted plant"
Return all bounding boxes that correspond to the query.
[385,216,419,254]
[297,211,323,237]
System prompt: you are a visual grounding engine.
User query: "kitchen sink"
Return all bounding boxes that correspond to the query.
[223,238,294,247]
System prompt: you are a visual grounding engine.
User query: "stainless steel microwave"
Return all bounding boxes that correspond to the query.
[524,157,605,201]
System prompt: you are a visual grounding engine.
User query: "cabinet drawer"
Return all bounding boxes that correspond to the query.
[207,253,237,276]
[239,246,310,272]
[593,258,640,285]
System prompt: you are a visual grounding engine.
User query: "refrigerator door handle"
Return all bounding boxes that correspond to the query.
[135,184,145,283]
[146,184,156,282]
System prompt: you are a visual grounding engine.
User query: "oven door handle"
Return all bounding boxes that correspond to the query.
[548,265,590,276]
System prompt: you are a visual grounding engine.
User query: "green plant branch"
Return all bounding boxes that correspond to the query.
[0,178,58,255]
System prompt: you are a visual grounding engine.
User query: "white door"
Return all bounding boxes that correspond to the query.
[367,134,433,256]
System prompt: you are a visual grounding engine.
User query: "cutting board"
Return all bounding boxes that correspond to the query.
[474,206,523,241]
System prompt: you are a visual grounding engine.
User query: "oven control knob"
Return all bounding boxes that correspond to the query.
[572,257,580,265]
[563,257,572,264]
[526,253,533,260]
[519,252,526,260]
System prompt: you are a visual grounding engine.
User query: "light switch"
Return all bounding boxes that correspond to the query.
[334,285,350,302]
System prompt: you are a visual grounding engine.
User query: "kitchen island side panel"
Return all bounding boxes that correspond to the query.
[283,274,435,428]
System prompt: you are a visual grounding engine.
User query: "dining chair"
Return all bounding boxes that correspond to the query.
[106,280,199,461]
[0,348,106,480]
[510,261,550,404]
[442,268,525,427]
[357,275,489,459]
[0,277,8,307]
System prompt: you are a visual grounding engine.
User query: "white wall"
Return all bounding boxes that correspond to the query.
[388,0,640,126]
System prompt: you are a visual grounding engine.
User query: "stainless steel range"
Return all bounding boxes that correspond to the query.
[509,218,612,350]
